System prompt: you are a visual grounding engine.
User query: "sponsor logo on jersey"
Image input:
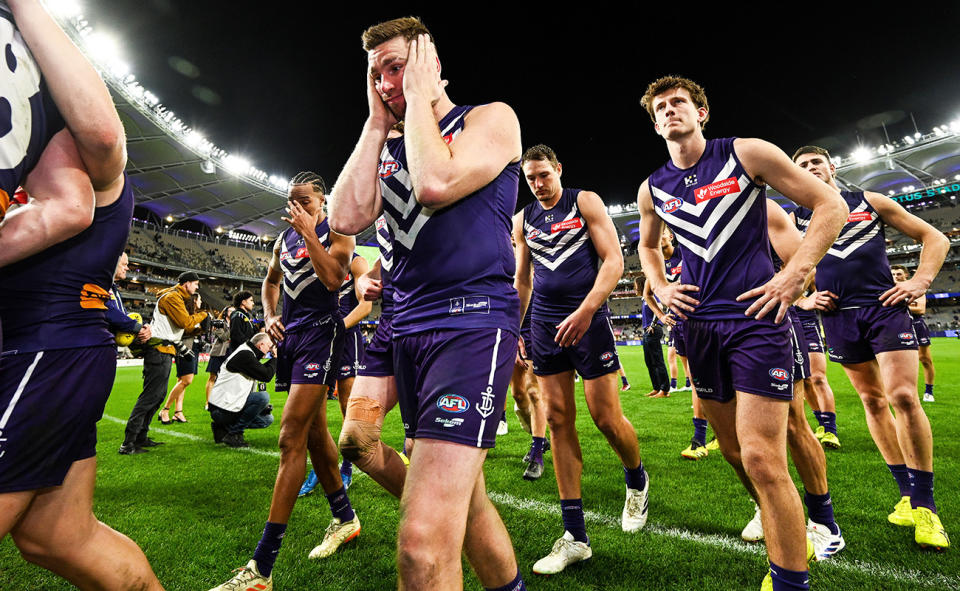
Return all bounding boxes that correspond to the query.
[435,417,464,428]
[526,228,542,240]
[449,296,490,315]
[551,217,583,233]
[662,197,683,214]
[378,160,400,178]
[305,362,321,371]
[279,246,310,262]
[600,351,614,361]
[768,367,790,382]
[437,394,470,413]
[545,214,554,223]
[684,174,698,187]
[669,264,682,274]
[694,177,739,203]
[375,217,387,230]
[847,211,873,223]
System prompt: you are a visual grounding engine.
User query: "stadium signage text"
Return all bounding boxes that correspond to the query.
[891,184,960,203]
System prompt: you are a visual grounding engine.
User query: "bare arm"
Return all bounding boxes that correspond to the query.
[356,258,383,302]
[766,199,805,268]
[343,256,373,329]
[909,294,926,315]
[636,179,699,319]
[403,38,521,209]
[866,192,950,306]
[577,191,624,312]
[512,212,534,320]
[9,0,126,190]
[261,241,284,341]
[0,129,94,266]
[734,138,848,322]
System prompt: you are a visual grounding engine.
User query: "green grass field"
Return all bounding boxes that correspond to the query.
[2,340,959,590]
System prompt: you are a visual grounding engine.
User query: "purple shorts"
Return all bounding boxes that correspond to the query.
[519,316,533,360]
[275,314,345,391]
[672,320,687,357]
[394,328,516,448]
[684,318,794,403]
[794,308,824,354]
[358,315,393,377]
[0,346,116,493]
[337,328,367,380]
[788,309,811,382]
[531,315,620,379]
[821,305,917,364]
[912,315,931,347]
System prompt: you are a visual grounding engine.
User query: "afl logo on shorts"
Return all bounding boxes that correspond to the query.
[600,352,614,361]
[768,368,790,382]
[305,362,321,371]
[661,197,683,214]
[437,394,469,414]
[378,160,400,178]
[898,332,915,342]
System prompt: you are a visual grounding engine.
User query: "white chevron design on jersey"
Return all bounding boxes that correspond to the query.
[379,145,435,250]
[660,185,762,263]
[651,155,738,217]
[825,203,880,260]
[655,175,751,240]
[280,231,327,299]
[524,203,591,271]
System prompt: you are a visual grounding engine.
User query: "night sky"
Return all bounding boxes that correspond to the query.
[93,1,960,210]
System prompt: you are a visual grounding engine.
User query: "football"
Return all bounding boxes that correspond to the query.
[115,312,143,346]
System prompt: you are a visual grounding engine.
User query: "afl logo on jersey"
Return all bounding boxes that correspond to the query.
[437,394,470,413]
[768,368,790,382]
[376,217,386,230]
[662,197,683,214]
[379,160,400,178]
[526,228,542,240]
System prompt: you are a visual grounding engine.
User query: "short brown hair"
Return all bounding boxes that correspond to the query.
[362,17,432,51]
[640,76,710,128]
[792,145,831,163]
[522,144,559,169]
[890,265,909,275]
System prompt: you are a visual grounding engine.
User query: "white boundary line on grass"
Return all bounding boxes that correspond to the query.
[101,415,960,589]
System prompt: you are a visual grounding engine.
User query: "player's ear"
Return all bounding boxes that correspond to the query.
[556,163,562,178]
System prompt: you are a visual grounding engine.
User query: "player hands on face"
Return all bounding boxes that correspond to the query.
[369,34,447,126]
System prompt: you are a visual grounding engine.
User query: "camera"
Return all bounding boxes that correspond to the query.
[211,318,227,330]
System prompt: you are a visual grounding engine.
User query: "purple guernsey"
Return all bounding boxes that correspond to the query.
[648,137,776,320]
[794,191,894,308]
[377,105,520,336]
[523,187,609,322]
[277,218,340,332]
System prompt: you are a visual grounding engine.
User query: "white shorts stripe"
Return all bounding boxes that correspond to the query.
[321,322,340,385]
[0,351,44,429]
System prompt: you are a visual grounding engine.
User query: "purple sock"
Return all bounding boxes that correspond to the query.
[769,562,809,590]
[624,463,647,491]
[924,384,934,395]
[621,375,629,387]
[908,468,936,512]
[887,463,913,497]
[485,570,526,591]
[341,459,353,477]
[560,498,588,543]
[529,436,546,464]
[821,412,837,435]
[812,410,824,427]
[325,486,355,522]
[803,490,839,535]
[252,521,287,578]
[670,377,677,389]
[692,418,708,446]
[684,377,691,388]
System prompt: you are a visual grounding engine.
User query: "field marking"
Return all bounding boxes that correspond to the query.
[488,491,960,589]
[101,415,282,458]
[100,414,959,589]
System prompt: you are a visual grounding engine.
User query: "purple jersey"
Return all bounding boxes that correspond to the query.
[377,105,520,336]
[338,253,362,321]
[0,175,134,353]
[795,191,894,308]
[277,218,339,332]
[374,215,395,320]
[523,188,608,323]
[0,7,64,217]
[664,248,683,284]
[648,137,775,320]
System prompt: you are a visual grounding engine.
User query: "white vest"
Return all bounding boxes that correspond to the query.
[209,343,259,412]
[150,290,186,343]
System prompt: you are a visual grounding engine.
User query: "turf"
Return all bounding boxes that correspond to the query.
[2,340,959,590]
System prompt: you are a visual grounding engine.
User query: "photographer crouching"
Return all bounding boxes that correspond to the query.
[209,332,277,448]
[119,271,208,455]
